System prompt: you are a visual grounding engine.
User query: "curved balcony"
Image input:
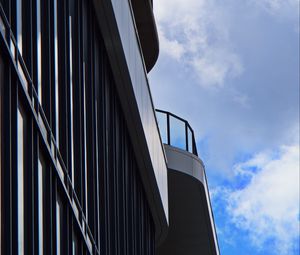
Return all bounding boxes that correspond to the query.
[156,110,198,156]
[155,110,220,255]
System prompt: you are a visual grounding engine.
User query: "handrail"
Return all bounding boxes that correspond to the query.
[155,109,198,156]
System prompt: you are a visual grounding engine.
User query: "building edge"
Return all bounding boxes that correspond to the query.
[92,0,169,245]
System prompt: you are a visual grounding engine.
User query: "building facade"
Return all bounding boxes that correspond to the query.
[0,0,218,254]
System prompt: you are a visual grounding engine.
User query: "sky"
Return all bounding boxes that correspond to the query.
[149,0,300,254]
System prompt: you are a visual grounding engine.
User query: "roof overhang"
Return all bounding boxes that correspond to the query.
[158,145,220,255]
[130,0,159,72]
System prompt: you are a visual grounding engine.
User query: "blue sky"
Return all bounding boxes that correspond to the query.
[149,0,300,254]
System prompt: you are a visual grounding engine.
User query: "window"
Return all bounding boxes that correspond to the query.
[0,51,3,253]
[69,14,74,186]
[83,62,88,220]
[38,152,46,254]
[56,199,62,255]
[72,228,79,255]
[16,0,23,54]
[53,0,59,146]
[56,195,63,255]
[36,0,42,103]
[17,105,26,255]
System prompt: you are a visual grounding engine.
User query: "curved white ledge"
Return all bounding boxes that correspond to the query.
[158,144,219,255]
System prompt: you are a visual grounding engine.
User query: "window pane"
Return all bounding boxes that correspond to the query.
[69,15,75,186]
[156,112,167,144]
[188,128,193,153]
[17,0,22,54]
[72,229,79,255]
[0,52,3,252]
[17,106,25,254]
[36,0,42,103]
[38,153,45,254]
[83,62,88,220]
[56,196,62,255]
[170,116,186,150]
[54,0,59,146]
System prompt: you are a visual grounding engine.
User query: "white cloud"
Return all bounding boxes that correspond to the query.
[251,0,299,16]
[226,144,300,254]
[154,0,243,88]
[158,27,186,61]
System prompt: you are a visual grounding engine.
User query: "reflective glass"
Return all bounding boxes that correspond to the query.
[72,229,79,255]
[56,196,62,255]
[54,0,59,146]
[38,153,45,254]
[17,107,25,254]
[156,112,167,144]
[0,15,5,37]
[69,16,74,186]
[170,116,186,150]
[83,62,88,220]
[188,128,193,153]
[37,0,42,103]
[0,53,3,251]
[17,0,22,54]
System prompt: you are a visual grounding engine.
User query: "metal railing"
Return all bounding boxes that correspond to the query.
[156,109,198,156]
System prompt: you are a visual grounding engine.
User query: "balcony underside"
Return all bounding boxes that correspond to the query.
[157,145,219,255]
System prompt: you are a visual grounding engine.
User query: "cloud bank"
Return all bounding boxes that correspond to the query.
[154,0,243,88]
[151,0,299,254]
[212,143,300,254]
[251,0,299,17]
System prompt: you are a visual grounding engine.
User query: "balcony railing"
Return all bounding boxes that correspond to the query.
[156,110,198,156]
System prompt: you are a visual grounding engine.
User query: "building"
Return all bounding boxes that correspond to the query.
[0,0,219,254]
[156,110,219,255]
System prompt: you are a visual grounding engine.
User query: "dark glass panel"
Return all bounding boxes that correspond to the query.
[16,0,23,54]
[0,49,3,253]
[53,0,59,147]
[17,105,26,255]
[56,194,63,255]
[38,152,46,254]
[36,0,42,103]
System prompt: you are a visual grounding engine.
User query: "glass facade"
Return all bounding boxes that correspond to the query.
[0,50,3,255]
[0,0,156,254]
[17,106,25,255]
[16,0,22,54]
[38,153,45,254]
[56,195,63,255]
[36,0,42,102]
[72,228,79,255]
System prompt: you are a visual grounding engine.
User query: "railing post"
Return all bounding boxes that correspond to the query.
[167,113,170,145]
[185,122,188,151]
